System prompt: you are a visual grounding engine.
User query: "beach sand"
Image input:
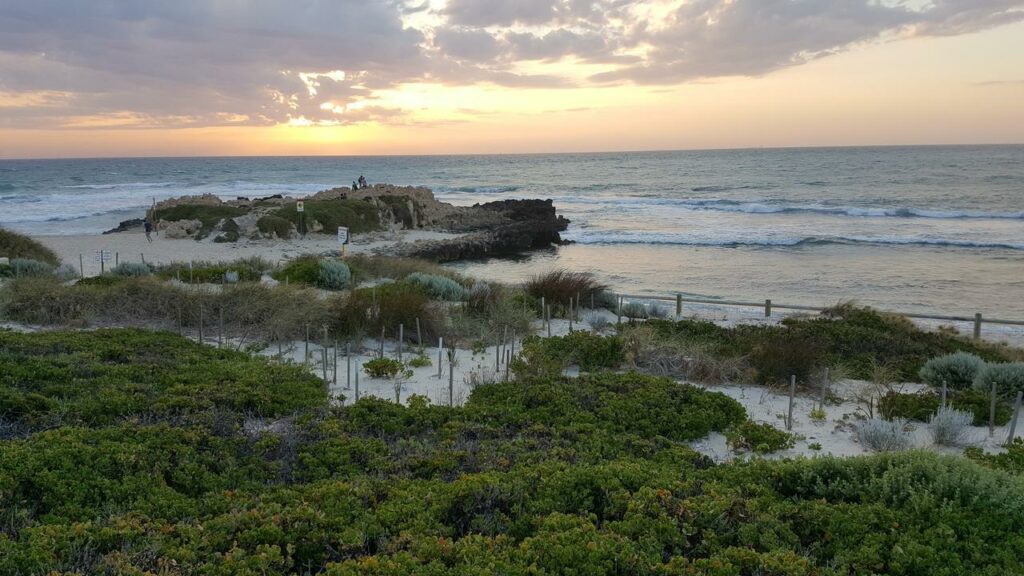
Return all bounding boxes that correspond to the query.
[33,230,461,277]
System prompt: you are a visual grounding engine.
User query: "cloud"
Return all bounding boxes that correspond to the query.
[0,0,1021,129]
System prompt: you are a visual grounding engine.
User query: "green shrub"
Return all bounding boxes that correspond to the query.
[110,262,152,277]
[363,357,405,379]
[408,355,432,368]
[405,272,467,301]
[334,282,441,341]
[878,390,1011,426]
[929,406,974,447]
[974,362,1024,396]
[967,438,1024,474]
[273,255,321,285]
[318,259,351,290]
[256,214,293,239]
[0,227,59,265]
[515,332,624,378]
[749,332,824,385]
[0,328,326,428]
[919,351,985,389]
[726,421,795,453]
[154,258,269,283]
[9,258,54,278]
[856,417,912,451]
[274,199,380,235]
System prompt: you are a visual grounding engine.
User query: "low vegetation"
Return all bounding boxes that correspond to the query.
[273,199,381,235]
[154,257,271,283]
[726,420,796,453]
[919,351,985,389]
[525,269,607,313]
[878,389,1012,426]
[152,203,248,239]
[0,227,60,265]
[2,326,1024,574]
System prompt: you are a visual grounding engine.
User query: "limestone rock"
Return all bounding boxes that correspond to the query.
[162,219,202,239]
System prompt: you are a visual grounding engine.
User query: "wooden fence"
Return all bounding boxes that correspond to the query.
[614,293,1024,340]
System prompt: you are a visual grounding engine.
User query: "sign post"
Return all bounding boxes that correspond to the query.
[296,201,305,238]
[94,250,112,274]
[337,226,349,256]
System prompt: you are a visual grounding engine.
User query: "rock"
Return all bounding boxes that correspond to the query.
[103,218,144,234]
[229,213,261,236]
[154,193,222,211]
[162,219,202,239]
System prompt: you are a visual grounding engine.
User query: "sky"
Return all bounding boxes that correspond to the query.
[1,0,1022,159]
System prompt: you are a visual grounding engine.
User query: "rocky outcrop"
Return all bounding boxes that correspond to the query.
[163,219,202,239]
[391,199,569,262]
[103,218,144,234]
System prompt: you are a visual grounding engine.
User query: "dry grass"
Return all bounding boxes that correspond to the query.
[621,324,746,383]
[525,269,607,309]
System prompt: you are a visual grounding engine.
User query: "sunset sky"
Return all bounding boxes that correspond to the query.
[1,0,1022,159]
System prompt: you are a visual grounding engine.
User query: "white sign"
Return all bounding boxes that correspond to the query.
[337,226,349,245]
[296,201,305,213]
[94,250,112,263]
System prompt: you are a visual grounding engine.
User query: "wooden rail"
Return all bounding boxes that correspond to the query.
[614,293,1024,339]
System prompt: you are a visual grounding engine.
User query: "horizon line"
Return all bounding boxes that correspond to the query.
[2,142,1023,162]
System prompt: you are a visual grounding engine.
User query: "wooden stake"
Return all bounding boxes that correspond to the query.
[304,324,310,365]
[541,297,546,329]
[218,306,223,348]
[416,318,422,348]
[941,381,947,409]
[448,350,455,407]
[333,339,338,387]
[198,296,204,344]
[346,343,351,390]
[354,359,360,401]
[79,254,84,279]
[990,382,998,437]
[379,325,385,358]
[398,324,404,362]
[1007,391,1022,446]
[787,375,796,431]
[974,313,982,340]
[437,337,444,378]
[545,304,551,337]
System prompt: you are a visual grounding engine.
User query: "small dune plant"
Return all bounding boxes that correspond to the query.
[525,269,607,308]
[408,354,432,368]
[363,357,405,379]
[110,262,152,277]
[973,362,1024,396]
[726,421,795,454]
[9,258,54,278]
[857,417,912,452]
[405,272,467,301]
[919,351,985,390]
[929,406,974,447]
[318,259,351,290]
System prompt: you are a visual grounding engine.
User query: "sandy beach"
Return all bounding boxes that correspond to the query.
[33,229,462,277]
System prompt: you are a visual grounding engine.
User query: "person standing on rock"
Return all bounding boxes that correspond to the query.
[358,175,367,189]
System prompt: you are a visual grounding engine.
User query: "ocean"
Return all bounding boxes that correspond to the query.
[2,145,1023,318]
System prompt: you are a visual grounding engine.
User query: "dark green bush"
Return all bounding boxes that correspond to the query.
[154,258,269,283]
[334,282,441,341]
[727,420,795,453]
[152,203,247,238]
[256,214,293,239]
[0,328,325,427]
[878,390,1011,426]
[515,332,624,377]
[363,357,404,378]
[0,227,60,265]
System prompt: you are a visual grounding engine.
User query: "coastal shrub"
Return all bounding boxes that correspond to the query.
[9,258,54,278]
[919,351,985,389]
[345,254,463,284]
[52,263,79,281]
[525,269,607,310]
[726,420,795,453]
[152,203,248,238]
[749,332,824,385]
[638,305,1016,382]
[154,258,270,283]
[110,262,152,277]
[273,255,321,285]
[620,323,747,383]
[856,417,912,452]
[408,354,432,368]
[878,390,1010,426]
[363,357,405,379]
[929,406,975,446]
[619,301,649,319]
[0,328,325,428]
[973,362,1024,396]
[0,227,60,265]
[273,199,380,235]
[514,332,624,378]
[318,259,351,290]
[256,214,293,239]
[334,282,441,341]
[405,272,467,301]
[966,438,1024,474]
[586,313,610,332]
[465,281,498,315]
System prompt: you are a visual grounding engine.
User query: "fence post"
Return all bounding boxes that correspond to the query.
[1007,391,1022,445]
[568,298,574,331]
[765,299,772,318]
[304,324,310,365]
[448,351,455,406]
[115,252,119,267]
[617,295,622,325]
[140,253,145,265]
[541,297,546,329]
[379,326,385,358]
[346,343,351,390]
[545,304,551,337]
[79,254,84,279]
[941,381,947,408]
[974,313,982,340]
[787,375,796,431]
[416,318,422,348]
[218,306,223,348]
[333,339,338,387]
[354,360,360,402]
[990,382,998,437]
[437,337,443,378]
[676,294,682,318]
[398,324,403,362]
